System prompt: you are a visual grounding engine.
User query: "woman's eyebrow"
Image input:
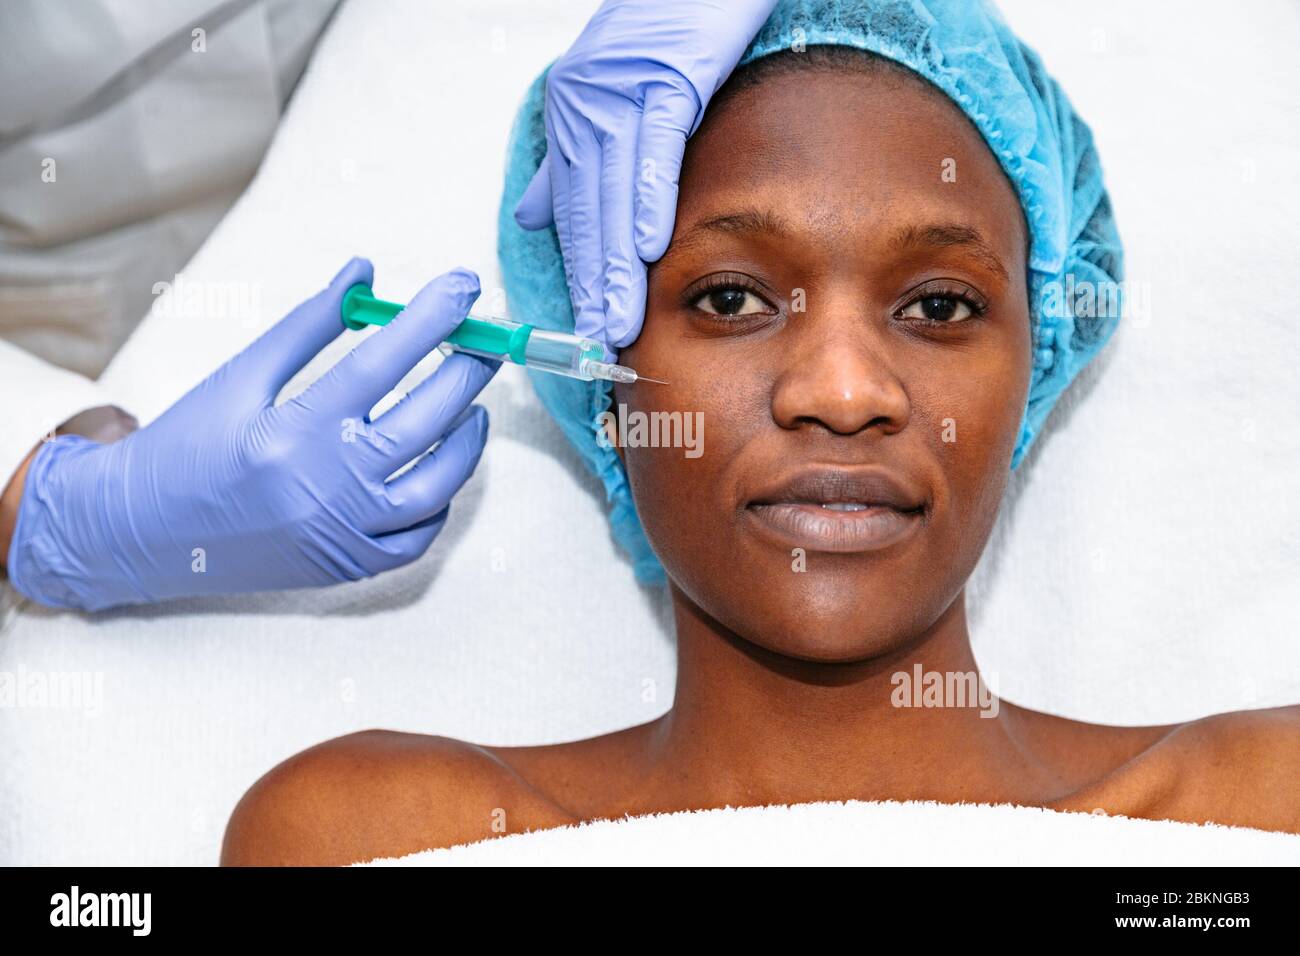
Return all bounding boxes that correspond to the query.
[889,222,1010,282]
[668,209,794,256]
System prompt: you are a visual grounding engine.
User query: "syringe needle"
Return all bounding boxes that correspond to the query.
[636,375,670,385]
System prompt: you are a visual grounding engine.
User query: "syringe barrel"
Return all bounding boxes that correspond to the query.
[521,327,605,378]
[342,283,603,380]
[438,321,601,380]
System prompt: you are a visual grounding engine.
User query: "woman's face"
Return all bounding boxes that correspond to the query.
[612,64,1032,662]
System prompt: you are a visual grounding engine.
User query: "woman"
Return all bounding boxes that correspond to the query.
[221,1,1300,865]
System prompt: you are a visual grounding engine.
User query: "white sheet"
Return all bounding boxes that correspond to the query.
[360,800,1300,867]
[2,0,1297,865]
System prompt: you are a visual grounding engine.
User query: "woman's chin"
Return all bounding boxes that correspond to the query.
[703,590,929,664]
[750,621,918,664]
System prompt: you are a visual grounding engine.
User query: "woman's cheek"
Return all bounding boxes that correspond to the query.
[613,345,757,572]
[919,344,1026,575]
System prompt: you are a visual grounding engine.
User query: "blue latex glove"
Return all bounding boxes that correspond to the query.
[7,258,500,612]
[512,0,779,360]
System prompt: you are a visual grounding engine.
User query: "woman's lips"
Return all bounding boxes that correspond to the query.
[744,502,923,553]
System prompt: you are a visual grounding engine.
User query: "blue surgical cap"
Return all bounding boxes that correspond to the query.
[497,0,1125,587]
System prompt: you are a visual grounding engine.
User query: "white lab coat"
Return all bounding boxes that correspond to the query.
[0,0,338,487]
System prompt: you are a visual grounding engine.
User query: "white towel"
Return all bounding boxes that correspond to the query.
[360,799,1300,866]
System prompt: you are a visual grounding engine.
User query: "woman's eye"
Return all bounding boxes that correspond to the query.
[693,287,770,316]
[897,295,975,323]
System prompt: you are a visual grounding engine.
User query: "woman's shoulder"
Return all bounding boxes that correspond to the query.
[1042,703,1300,834]
[220,729,582,866]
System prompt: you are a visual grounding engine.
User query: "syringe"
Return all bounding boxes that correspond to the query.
[340,284,666,385]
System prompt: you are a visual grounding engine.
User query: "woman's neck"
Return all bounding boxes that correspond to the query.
[643,584,1066,810]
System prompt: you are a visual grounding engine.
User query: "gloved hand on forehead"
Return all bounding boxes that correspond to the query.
[512,0,780,362]
[7,258,499,612]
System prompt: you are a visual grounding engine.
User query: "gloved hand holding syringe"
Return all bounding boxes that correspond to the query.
[5,259,670,613]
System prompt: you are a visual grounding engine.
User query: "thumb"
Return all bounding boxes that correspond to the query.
[513,155,556,230]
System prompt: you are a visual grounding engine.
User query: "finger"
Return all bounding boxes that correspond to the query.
[563,128,607,350]
[232,256,373,405]
[606,260,648,351]
[364,350,500,473]
[599,109,647,352]
[370,404,489,535]
[299,267,481,418]
[545,124,579,302]
[633,82,698,263]
[361,505,452,575]
[513,154,556,230]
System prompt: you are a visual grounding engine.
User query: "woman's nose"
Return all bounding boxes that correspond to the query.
[770,327,911,436]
